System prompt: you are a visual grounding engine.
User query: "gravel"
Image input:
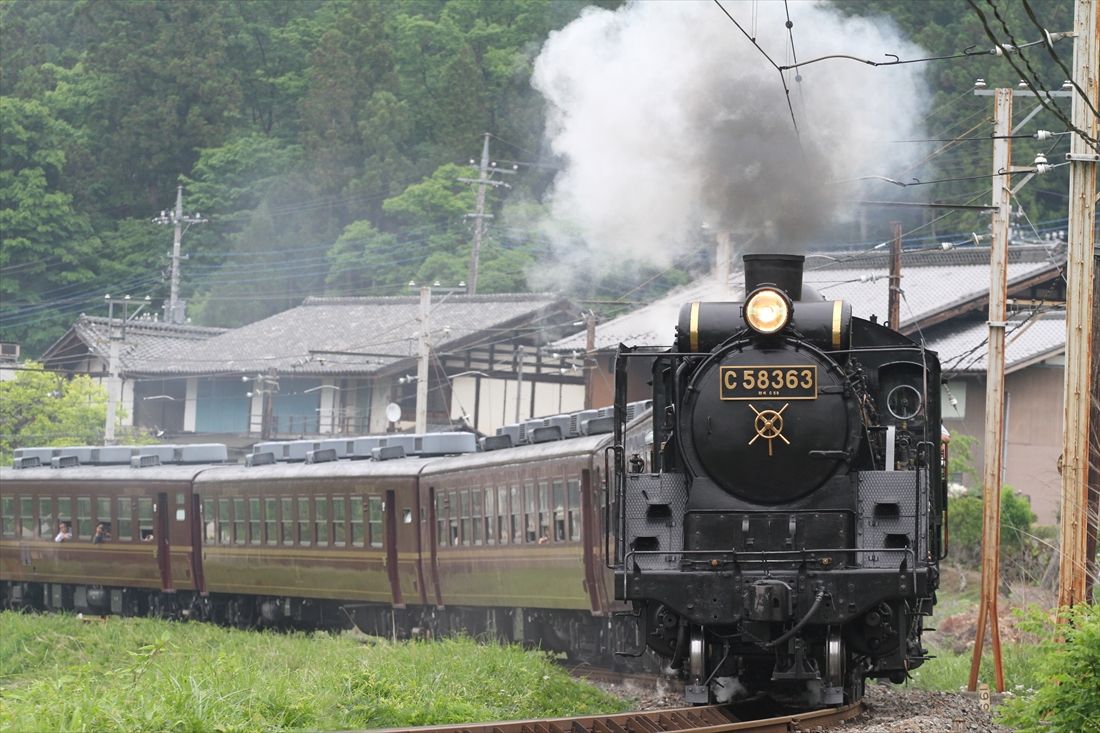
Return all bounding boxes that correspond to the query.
[593,679,1014,732]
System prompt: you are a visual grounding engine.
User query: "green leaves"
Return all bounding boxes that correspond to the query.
[0,362,108,462]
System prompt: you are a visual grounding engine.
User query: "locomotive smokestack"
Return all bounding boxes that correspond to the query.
[743,254,805,301]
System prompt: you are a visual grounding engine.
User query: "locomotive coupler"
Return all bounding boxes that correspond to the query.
[747,579,792,622]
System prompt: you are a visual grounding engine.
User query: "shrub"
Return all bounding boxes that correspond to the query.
[997,604,1100,733]
[948,486,1041,580]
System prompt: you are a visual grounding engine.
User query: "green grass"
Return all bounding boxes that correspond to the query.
[0,612,630,732]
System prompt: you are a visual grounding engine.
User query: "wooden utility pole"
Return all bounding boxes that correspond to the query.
[1087,244,1100,601]
[888,222,902,330]
[969,87,1011,694]
[1057,0,1099,609]
[415,286,431,434]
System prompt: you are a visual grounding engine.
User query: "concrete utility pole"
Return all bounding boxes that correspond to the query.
[584,311,597,410]
[887,222,902,330]
[514,345,525,423]
[416,287,431,434]
[154,185,206,325]
[459,134,514,295]
[1057,0,1099,610]
[970,87,1012,694]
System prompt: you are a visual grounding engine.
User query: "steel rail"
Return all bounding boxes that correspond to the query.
[364,701,866,733]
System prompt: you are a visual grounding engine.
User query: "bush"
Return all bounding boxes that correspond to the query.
[997,604,1100,733]
[948,486,1045,580]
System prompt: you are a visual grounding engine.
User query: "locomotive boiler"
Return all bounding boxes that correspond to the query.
[611,253,944,706]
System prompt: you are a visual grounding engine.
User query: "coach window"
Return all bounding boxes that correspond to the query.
[233,498,246,544]
[38,498,53,538]
[137,497,153,541]
[117,498,133,541]
[96,497,111,532]
[552,480,566,542]
[446,491,459,546]
[18,497,33,539]
[459,490,471,546]
[350,496,364,547]
[298,497,311,546]
[471,489,483,546]
[248,498,261,545]
[202,499,215,542]
[482,488,495,546]
[495,487,508,545]
[264,498,278,546]
[1,496,13,538]
[332,496,346,547]
[315,497,329,545]
[277,497,291,545]
[523,481,537,543]
[510,486,522,544]
[76,497,92,539]
[57,497,72,534]
[215,498,230,544]
[568,479,582,541]
[368,496,384,548]
[435,493,447,547]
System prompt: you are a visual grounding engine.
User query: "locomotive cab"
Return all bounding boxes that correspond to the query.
[611,253,943,707]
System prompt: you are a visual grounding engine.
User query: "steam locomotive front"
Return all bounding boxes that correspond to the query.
[613,254,942,706]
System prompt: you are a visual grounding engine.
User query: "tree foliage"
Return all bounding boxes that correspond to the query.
[0,0,1078,354]
[0,362,108,462]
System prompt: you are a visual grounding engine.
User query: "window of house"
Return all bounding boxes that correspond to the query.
[76,497,92,539]
[217,498,231,544]
[117,498,133,541]
[511,486,522,544]
[298,497,311,546]
[568,479,582,541]
[368,496,384,548]
[332,496,346,547]
[38,498,53,538]
[483,488,495,546]
[1,496,13,538]
[264,498,278,546]
[233,498,247,544]
[553,479,566,542]
[281,497,294,546]
[315,497,329,545]
[350,496,364,547]
[202,499,216,542]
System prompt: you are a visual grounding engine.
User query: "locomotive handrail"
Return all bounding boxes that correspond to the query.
[603,444,624,570]
[620,547,920,599]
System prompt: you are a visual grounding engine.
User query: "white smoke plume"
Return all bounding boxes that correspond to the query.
[530,0,930,282]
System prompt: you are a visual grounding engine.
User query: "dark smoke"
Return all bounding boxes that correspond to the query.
[530,0,929,283]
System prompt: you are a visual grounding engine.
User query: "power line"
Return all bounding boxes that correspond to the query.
[1020,0,1100,120]
[712,0,801,142]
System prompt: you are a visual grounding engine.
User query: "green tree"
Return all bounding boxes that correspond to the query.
[0,363,108,462]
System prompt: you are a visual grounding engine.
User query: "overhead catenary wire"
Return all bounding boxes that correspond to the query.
[1020,0,1100,120]
[967,0,1099,150]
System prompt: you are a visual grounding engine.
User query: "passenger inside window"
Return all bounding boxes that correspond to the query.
[92,522,111,544]
[54,521,72,543]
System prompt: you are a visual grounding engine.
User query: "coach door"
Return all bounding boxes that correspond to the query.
[154,492,173,591]
[188,494,206,595]
[384,490,404,608]
[425,486,444,607]
[580,468,606,614]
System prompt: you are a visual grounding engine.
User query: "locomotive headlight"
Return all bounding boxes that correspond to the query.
[744,288,792,334]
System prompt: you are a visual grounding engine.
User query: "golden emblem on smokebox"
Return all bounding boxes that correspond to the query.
[748,403,790,456]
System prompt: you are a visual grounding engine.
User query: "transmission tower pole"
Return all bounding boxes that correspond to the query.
[1057,0,1098,609]
[154,185,206,324]
[459,134,514,295]
[970,87,1012,695]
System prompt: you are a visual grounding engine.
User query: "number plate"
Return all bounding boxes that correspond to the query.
[719,365,818,400]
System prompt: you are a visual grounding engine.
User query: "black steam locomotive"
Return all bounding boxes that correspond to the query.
[611,253,943,706]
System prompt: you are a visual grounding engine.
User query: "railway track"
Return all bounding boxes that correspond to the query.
[368,701,866,733]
